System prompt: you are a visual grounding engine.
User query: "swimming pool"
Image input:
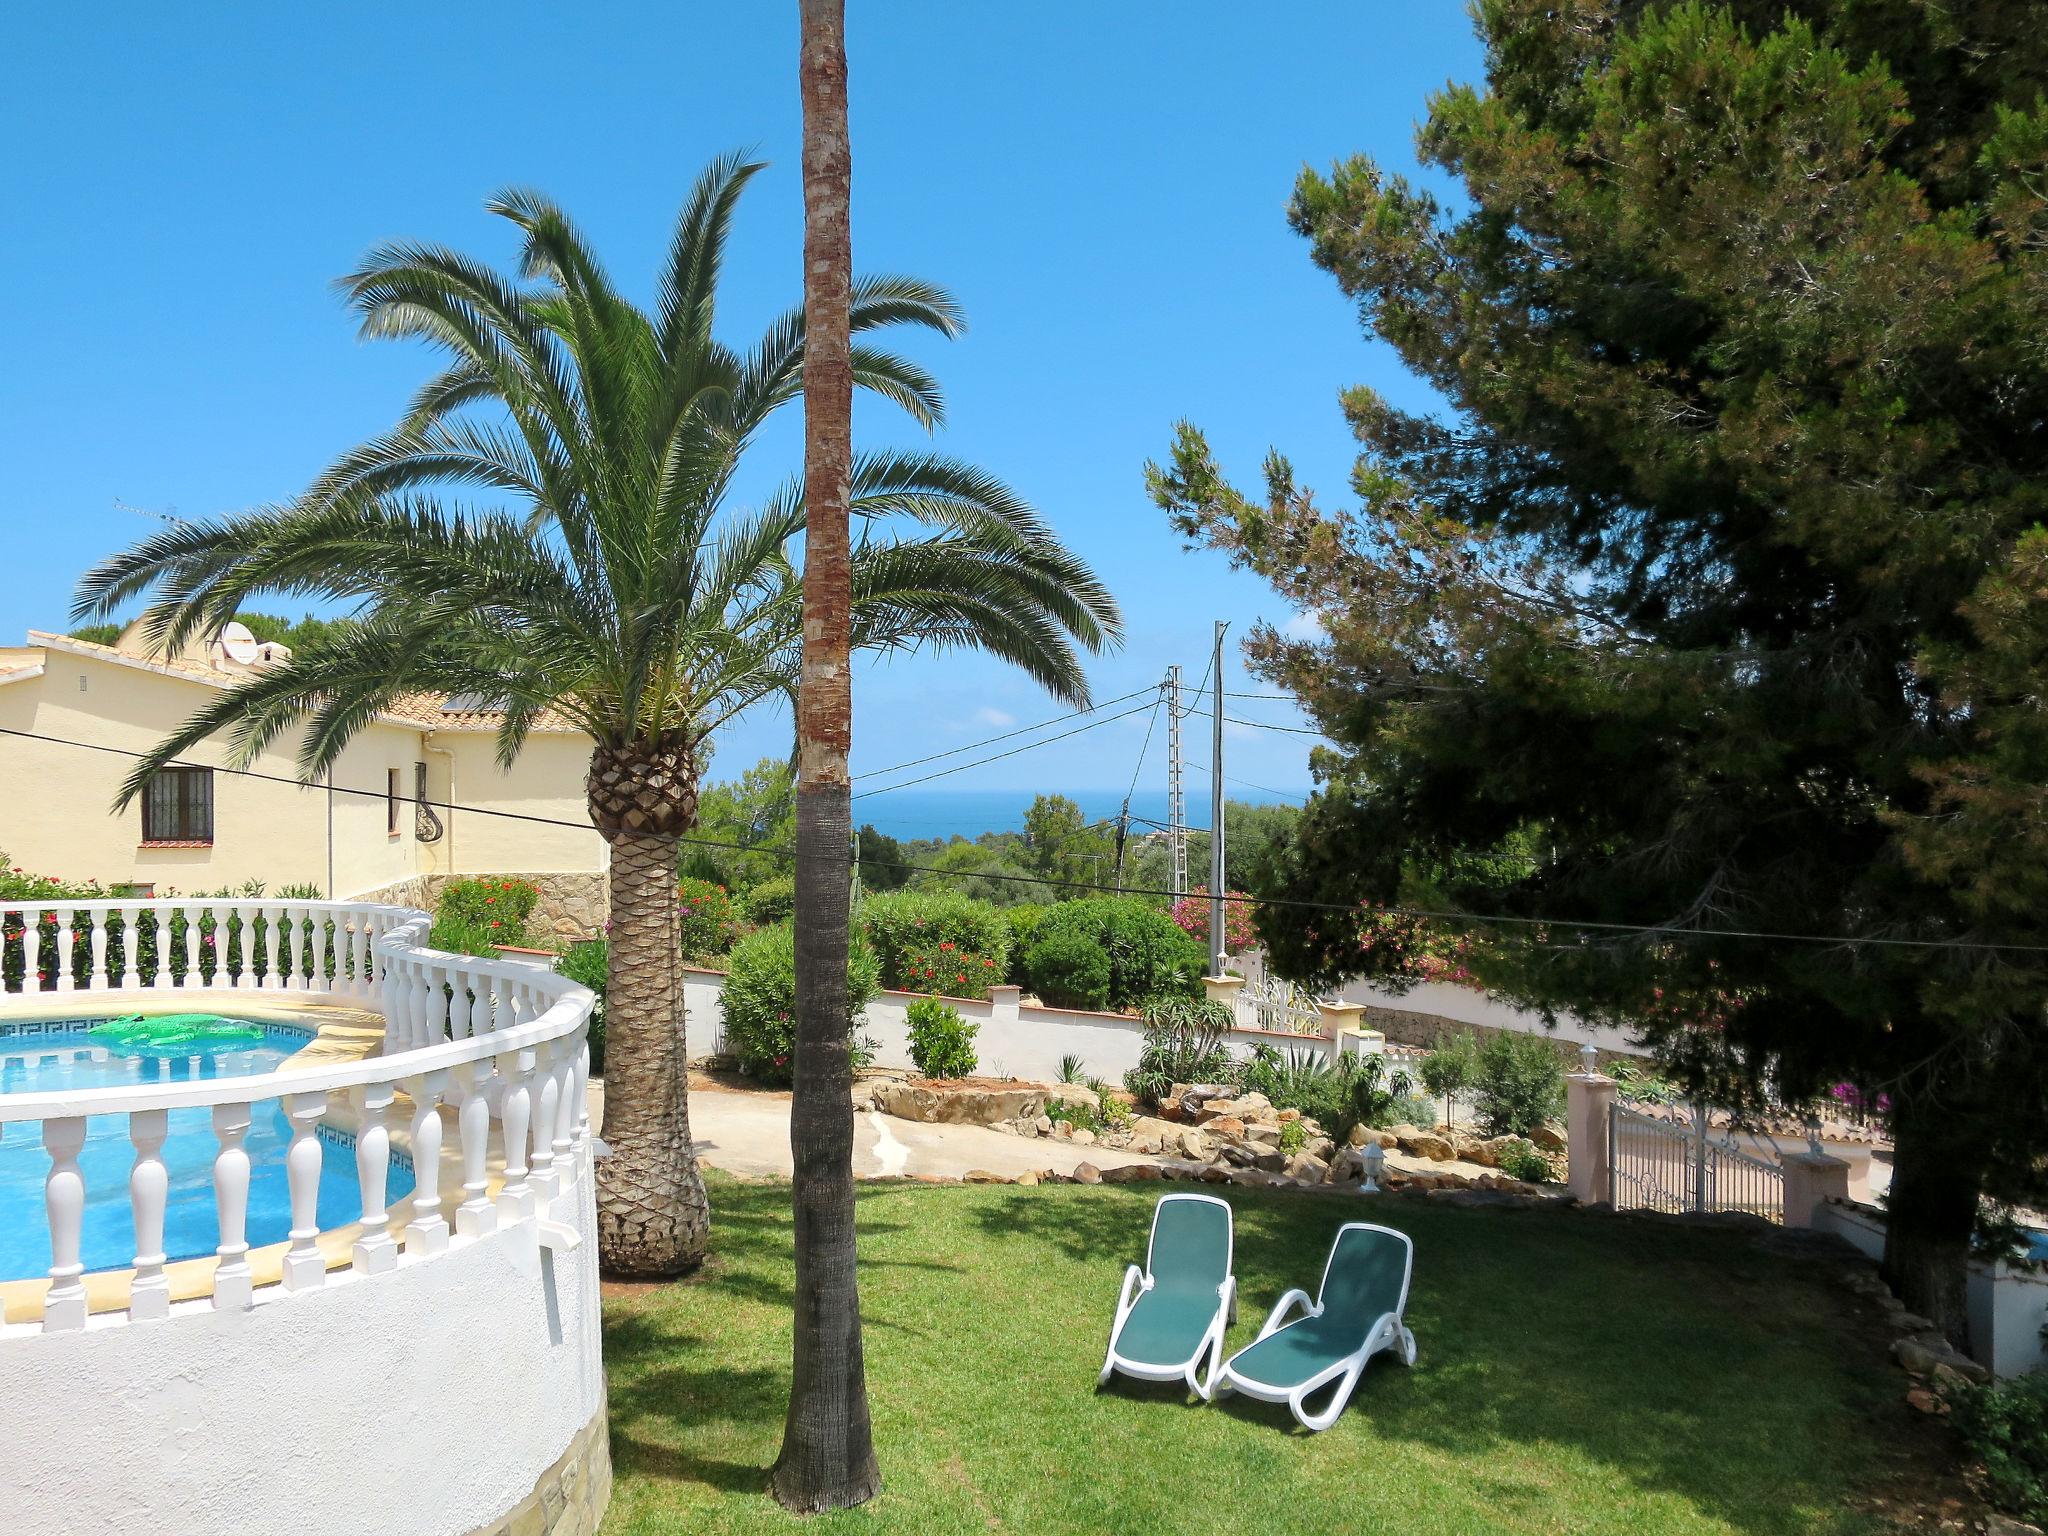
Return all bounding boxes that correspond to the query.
[0,1019,413,1284]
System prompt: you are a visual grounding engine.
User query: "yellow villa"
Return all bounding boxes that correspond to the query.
[0,625,606,938]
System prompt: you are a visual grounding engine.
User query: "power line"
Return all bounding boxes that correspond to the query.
[1183,760,1307,804]
[6,720,2046,955]
[851,700,1160,798]
[1123,683,1166,803]
[854,684,1156,782]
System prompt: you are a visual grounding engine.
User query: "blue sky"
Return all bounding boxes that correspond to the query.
[1,3,1482,804]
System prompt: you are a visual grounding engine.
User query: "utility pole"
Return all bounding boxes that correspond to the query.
[1112,802,1130,893]
[1209,621,1228,977]
[1166,666,1187,901]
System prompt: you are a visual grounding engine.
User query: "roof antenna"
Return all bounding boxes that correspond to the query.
[114,498,187,526]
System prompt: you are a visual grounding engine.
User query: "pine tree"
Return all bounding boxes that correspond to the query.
[1152,0,2048,1343]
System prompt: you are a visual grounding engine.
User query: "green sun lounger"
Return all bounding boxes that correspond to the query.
[1098,1193,1237,1399]
[1216,1221,1416,1431]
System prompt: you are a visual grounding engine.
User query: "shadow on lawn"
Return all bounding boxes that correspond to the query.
[970,1184,1926,1535]
[604,1313,779,1495]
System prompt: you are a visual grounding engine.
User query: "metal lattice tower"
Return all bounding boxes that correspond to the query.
[1166,665,1187,900]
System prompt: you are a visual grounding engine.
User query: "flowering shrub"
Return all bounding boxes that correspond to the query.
[1342,902,1480,988]
[676,877,737,962]
[906,996,979,1079]
[0,856,106,991]
[858,890,1010,990]
[720,921,880,1086]
[896,942,1000,1001]
[1170,888,1257,955]
[436,877,540,947]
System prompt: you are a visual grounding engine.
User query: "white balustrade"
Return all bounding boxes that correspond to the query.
[281,1091,327,1291]
[352,1084,398,1275]
[128,1109,170,1320]
[212,1101,254,1310]
[456,1057,497,1238]
[116,905,140,988]
[42,1117,88,1331]
[54,913,75,994]
[497,1047,536,1222]
[0,899,593,1330]
[403,1070,449,1257]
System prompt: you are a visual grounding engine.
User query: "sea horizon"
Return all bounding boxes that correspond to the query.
[846,785,1308,841]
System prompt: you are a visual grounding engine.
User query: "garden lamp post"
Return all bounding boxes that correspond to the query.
[1359,1141,1385,1194]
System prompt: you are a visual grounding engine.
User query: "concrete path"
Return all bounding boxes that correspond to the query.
[588,1078,1154,1182]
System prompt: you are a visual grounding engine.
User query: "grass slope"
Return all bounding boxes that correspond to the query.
[601,1179,1946,1535]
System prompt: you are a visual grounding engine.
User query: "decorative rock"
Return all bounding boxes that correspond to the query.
[1904,1387,1947,1416]
[1251,1149,1288,1174]
[1034,1114,1053,1135]
[1403,1131,1456,1162]
[1069,1127,1096,1147]
[874,1081,1051,1126]
[1072,1162,1102,1185]
[1045,1083,1102,1112]
[963,1169,1008,1184]
[1347,1123,1373,1149]
[1102,1163,1164,1184]
[1529,1122,1568,1153]
[1204,1116,1247,1140]
[1198,1164,1230,1183]
[1305,1136,1335,1162]
[1285,1152,1329,1183]
[1176,1128,1214,1162]
[1129,1116,1180,1143]
[1986,1515,2048,1536]
[1015,1171,1040,1186]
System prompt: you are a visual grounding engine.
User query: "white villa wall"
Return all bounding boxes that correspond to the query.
[437,732,604,877]
[0,648,423,896]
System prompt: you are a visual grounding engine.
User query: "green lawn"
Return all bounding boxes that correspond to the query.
[600,1178,1952,1535]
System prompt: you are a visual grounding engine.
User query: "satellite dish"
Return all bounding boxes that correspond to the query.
[217,622,261,665]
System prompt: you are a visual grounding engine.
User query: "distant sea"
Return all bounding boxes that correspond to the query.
[847,786,1306,842]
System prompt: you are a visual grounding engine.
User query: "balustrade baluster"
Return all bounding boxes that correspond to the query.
[174,903,197,989]
[128,1109,170,1320]
[281,1091,326,1291]
[269,904,291,988]
[412,960,438,1049]
[42,1117,88,1330]
[468,969,492,1039]
[404,1071,450,1257]
[529,1039,561,1202]
[211,1101,254,1309]
[549,1033,578,1190]
[496,1048,536,1222]
[115,904,140,988]
[88,908,109,991]
[351,1084,398,1274]
[53,911,75,993]
[455,1057,497,1237]
[144,905,166,989]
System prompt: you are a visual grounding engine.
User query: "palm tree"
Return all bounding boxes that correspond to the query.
[773,0,878,1513]
[72,156,1121,1278]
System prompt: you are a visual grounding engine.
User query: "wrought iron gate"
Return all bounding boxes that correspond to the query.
[1609,1101,1785,1221]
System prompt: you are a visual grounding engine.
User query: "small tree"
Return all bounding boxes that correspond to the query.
[1470,1033,1566,1140]
[1419,1030,1480,1129]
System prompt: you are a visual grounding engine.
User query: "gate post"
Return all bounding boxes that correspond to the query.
[1567,1066,1616,1206]
[1779,1150,1850,1229]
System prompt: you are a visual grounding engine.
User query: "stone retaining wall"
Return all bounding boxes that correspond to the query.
[468,1405,611,1536]
[349,871,609,946]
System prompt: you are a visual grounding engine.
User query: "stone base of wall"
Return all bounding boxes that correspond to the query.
[1362,1003,1626,1068]
[349,871,609,946]
[468,1401,611,1536]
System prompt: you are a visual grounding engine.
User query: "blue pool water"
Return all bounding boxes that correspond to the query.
[0,1020,413,1282]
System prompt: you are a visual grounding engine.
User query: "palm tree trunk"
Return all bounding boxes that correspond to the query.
[772,0,879,1513]
[592,825,710,1275]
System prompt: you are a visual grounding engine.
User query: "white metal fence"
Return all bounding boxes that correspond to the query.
[1233,973,1323,1034]
[1609,1100,1786,1221]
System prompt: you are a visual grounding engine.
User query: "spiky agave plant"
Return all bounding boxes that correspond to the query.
[73,153,1120,1277]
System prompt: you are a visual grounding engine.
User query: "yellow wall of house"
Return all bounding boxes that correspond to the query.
[0,651,426,895]
[432,731,604,877]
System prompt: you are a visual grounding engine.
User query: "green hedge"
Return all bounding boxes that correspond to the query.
[720,922,880,1085]
[1021,897,1205,1012]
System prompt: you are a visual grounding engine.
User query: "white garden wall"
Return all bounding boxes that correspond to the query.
[1813,1198,2046,1378]
[678,969,1329,1085]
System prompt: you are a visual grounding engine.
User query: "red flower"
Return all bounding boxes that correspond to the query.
[939,941,954,951]
[982,958,995,968]
[490,920,502,929]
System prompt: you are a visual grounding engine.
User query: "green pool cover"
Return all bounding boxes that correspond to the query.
[90,1013,267,1052]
